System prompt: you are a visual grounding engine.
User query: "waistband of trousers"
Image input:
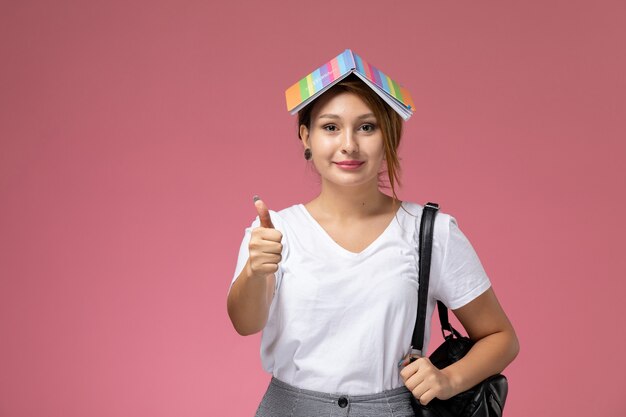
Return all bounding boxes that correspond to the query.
[269,376,412,402]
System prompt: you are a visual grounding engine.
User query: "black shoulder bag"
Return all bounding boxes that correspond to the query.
[409,202,508,417]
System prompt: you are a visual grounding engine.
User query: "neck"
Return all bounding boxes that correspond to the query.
[313,179,397,220]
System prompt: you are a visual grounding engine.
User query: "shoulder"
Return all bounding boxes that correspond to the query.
[274,203,304,219]
[399,200,456,242]
[271,203,305,227]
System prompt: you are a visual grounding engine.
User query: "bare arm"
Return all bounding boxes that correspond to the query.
[441,287,520,393]
[227,197,282,336]
[401,287,519,404]
[226,259,276,336]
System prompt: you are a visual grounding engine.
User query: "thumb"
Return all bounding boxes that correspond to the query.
[253,195,274,229]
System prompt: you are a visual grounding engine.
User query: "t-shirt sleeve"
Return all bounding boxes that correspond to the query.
[227,210,284,296]
[433,215,491,310]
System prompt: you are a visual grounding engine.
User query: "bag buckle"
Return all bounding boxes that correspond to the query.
[409,347,422,361]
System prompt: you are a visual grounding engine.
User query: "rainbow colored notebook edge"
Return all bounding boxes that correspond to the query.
[285,49,415,121]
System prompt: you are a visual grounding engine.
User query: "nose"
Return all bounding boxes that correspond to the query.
[340,131,358,154]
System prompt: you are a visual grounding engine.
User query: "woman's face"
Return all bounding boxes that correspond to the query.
[300,91,385,191]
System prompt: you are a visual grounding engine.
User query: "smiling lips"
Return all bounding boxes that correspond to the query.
[335,160,365,170]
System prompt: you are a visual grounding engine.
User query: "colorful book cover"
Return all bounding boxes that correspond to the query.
[285,49,415,120]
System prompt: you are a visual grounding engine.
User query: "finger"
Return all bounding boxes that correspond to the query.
[413,357,431,371]
[261,229,283,244]
[399,357,422,381]
[253,195,274,229]
[262,253,282,264]
[405,367,426,391]
[418,388,437,406]
[411,379,431,403]
[265,247,282,262]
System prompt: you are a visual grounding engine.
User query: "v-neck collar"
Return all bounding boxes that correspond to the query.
[298,202,405,258]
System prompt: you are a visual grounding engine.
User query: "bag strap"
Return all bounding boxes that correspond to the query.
[437,298,463,339]
[410,202,439,356]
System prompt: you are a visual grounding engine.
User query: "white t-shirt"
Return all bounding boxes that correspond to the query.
[228,201,491,395]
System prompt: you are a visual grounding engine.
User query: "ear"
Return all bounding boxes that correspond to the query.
[299,124,310,148]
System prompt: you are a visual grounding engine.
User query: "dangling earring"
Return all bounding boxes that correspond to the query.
[304,148,312,160]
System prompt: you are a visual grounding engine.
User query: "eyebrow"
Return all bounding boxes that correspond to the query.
[317,113,376,120]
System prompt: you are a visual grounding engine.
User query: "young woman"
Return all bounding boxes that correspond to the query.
[227,72,519,417]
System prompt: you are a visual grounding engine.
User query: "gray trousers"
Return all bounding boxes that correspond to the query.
[255,376,415,417]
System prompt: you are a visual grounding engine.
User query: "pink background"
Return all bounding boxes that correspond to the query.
[1,1,625,416]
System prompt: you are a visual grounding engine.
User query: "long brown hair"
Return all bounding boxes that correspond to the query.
[297,74,405,202]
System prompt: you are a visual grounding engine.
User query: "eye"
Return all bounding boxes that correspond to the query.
[322,124,338,132]
[360,123,376,132]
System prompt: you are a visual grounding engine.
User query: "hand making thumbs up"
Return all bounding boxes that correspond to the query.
[247,196,283,280]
